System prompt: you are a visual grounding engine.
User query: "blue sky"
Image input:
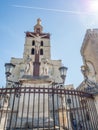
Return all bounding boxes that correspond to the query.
[0,0,98,88]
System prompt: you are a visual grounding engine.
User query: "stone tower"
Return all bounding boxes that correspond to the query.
[81,29,98,83]
[79,29,98,114]
[4,19,65,128]
[8,18,63,87]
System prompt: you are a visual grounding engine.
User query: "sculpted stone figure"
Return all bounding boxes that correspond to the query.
[25,55,33,75]
[41,58,49,75]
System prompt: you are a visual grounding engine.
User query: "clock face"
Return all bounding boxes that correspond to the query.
[86,61,96,82]
[36,28,40,33]
[86,61,95,75]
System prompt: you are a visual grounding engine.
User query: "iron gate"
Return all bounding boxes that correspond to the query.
[0,86,98,130]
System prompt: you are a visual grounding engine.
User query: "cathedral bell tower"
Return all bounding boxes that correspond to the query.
[23,18,51,77]
[9,18,62,86]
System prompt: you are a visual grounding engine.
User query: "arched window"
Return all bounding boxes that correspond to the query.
[40,49,43,55]
[31,48,35,55]
[86,112,90,121]
[41,41,43,46]
[32,40,35,46]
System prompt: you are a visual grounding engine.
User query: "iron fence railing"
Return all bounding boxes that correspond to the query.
[0,86,98,130]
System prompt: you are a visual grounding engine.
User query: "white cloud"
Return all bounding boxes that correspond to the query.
[12,4,95,15]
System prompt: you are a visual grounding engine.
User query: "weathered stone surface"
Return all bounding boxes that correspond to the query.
[79,29,98,114]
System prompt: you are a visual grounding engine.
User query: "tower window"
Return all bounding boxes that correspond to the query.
[32,40,35,46]
[40,49,43,55]
[31,48,35,55]
[86,113,90,121]
[41,41,43,46]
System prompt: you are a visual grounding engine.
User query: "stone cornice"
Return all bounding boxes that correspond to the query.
[19,75,53,84]
[25,32,50,39]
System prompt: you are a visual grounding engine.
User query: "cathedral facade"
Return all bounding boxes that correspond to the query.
[0,19,98,130]
[8,18,63,87]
